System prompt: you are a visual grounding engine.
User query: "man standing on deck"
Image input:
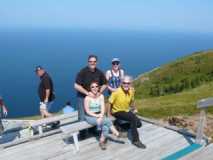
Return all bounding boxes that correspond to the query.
[74,55,107,122]
[0,96,8,134]
[108,75,146,149]
[35,66,55,119]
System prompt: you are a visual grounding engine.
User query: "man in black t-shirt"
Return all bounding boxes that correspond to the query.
[74,55,107,121]
[35,66,55,118]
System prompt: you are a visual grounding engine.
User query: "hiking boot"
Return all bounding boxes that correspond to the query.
[99,142,107,150]
[132,141,146,149]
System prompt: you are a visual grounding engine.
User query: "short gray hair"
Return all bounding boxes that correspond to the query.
[121,75,133,83]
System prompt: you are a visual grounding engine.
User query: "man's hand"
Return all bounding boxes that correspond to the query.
[3,108,8,117]
[133,109,138,114]
[130,107,138,114]
[97,117,103,125]
[98,113,104,118]
[87,92,94,98]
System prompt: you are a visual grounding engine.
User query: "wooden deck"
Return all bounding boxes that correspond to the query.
[0,120,205,160]
[181,144,213,160]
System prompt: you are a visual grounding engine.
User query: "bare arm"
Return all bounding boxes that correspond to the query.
[100,95,105,117]
[99,84,107,94]
[1,104,8,116]
[44,89,50,102]
[105,71,116,92]
[107,85,117,92]
[3,105,8,113]
[74,83,89,96]
[107,103,113,117]
[130,91,137,113]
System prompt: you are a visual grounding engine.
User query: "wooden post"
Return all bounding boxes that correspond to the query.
[38,126,43,135]
[195,109,206,144]
[72,132,79,152]
[195,97,213,145]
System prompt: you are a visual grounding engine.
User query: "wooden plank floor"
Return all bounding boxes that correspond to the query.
[181,144,213,160]
[0,121,200,160]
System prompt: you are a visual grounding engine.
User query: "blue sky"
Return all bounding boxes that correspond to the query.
[0,0,213,32]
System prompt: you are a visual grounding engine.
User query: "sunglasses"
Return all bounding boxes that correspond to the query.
[123,82,131,85]
[91,85,99,89]
[88,60,97,63]
[112,62,120,65]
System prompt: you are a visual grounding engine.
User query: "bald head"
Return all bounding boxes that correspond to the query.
[122,75,133,83]
[121,75,133,91]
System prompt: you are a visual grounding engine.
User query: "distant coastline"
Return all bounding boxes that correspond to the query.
[1,30,213,118]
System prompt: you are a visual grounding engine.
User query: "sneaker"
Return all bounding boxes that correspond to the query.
[99,142,107,150]
[50,121,60,129]
[132,141,146,149]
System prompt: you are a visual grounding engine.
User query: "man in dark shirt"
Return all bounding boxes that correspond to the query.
[74,55,107,121]
[35,66,55,118]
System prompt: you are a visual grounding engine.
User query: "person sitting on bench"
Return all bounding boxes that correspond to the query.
[84,81,119,150]
[108,75,146,149]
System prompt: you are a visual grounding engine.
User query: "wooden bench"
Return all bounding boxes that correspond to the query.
[60,116,131,152]
[29,111,78,136]
[60,121,95,151]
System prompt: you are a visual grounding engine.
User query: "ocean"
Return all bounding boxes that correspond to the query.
[0,29,212,118]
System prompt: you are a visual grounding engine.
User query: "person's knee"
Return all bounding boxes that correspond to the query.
[104,118,112,127]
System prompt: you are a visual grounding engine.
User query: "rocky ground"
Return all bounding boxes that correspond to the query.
[165,114,213,142]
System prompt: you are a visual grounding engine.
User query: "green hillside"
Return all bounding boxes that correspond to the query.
[136,81,213,119]
[134,50,213,119]
[134,50,213,99]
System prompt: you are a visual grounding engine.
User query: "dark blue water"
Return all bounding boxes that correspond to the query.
[0,29,212,118]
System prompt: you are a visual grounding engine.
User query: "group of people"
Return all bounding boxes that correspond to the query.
[73,55,145,149]
[0,54,146,150]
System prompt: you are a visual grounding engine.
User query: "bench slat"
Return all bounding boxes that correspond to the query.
[30,111,78,127]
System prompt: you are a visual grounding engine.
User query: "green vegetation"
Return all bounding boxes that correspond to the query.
[134,50,213,119]
[134,50,213,99]
[136,81,213,119]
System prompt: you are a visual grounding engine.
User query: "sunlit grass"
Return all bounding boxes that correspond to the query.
[136,82,213,119]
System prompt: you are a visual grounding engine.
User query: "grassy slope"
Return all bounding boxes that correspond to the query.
[134,50,213,98]
[136,80,213,119]
[133,50,213,119]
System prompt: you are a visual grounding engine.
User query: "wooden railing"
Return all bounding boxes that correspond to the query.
[196,97,213,144]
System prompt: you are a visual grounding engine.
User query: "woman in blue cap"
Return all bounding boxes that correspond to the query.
[106,58,124,94]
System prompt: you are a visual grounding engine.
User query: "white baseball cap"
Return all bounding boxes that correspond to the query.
[112,58,120,63]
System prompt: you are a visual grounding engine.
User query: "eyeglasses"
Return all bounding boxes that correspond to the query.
[91,85,99,89]
[112,62,120,65]
[123,82,131,85]
[88,60,97,64]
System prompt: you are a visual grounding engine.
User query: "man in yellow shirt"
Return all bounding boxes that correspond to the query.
[108,75,146,149]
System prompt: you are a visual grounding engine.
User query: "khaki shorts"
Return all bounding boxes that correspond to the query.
[39,102,47,110]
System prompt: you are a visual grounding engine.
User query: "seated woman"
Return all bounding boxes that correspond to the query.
[84,81,119,150]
